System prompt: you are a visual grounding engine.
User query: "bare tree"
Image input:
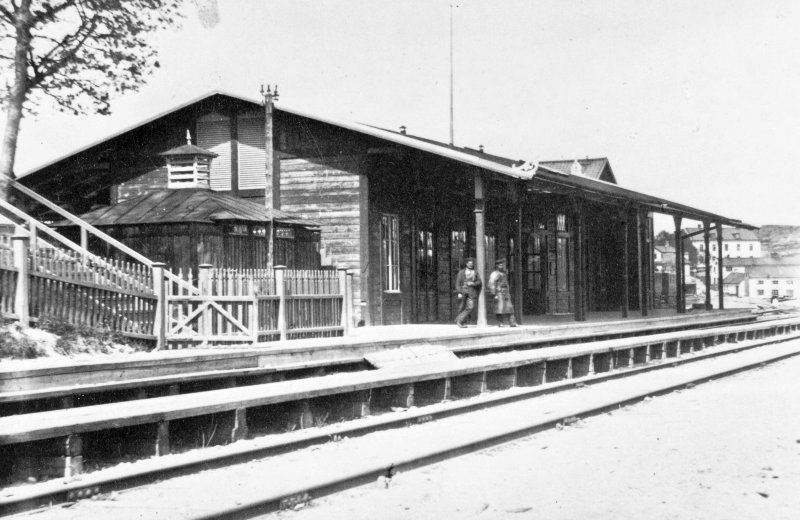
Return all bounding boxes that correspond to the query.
[0,0,185,201]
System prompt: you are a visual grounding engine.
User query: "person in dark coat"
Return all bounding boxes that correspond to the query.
[455,258,482,327]
[489,259,517,327]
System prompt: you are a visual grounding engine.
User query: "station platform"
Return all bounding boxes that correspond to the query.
[0,308,758,394]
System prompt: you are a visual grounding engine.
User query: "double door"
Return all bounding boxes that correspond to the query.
[522,214,574,315]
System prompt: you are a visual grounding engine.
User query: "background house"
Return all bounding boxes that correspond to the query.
[654,244,676,273]
[721,259,800,300]
[684,225,761,284]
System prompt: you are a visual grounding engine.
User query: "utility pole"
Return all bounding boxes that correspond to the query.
[449,2,455,145]
[262,84,278,269]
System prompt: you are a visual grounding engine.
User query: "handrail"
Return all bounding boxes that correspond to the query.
[9,178,155,267]
[0,199,150,292]
[6,177,197,293]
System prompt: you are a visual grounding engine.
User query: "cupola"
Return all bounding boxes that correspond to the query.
[160,130,218,189]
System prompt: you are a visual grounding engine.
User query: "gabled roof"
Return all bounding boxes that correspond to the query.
[56,189,320,228]
[655,244,675,253]
[749,265,800,279]
[20,90,749,227]
[539,158,616,183]
[159,143,217,157]
[723,272,746,285]
[722,257,800,269]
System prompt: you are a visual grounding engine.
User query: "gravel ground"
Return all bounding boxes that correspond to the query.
[264,354,800,520]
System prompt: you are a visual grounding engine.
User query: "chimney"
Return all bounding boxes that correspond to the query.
[478,145,484,153]
[399,125,407,135]
[569,159,583,176]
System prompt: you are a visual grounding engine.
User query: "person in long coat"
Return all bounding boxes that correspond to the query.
[455,258,482,327]
[488,259,517,327]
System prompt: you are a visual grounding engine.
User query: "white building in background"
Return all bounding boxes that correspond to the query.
[723,262,800,300]
[684,226,762,282]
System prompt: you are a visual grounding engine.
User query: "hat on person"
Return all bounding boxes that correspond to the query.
[495,259,506,266]
[464,257,475,264]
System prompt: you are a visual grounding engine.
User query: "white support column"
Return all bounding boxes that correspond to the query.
[12,228,30,328]
[275,265,287,341]
[152,262,167,350]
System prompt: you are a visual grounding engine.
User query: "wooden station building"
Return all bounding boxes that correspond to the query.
[19,91,749,327]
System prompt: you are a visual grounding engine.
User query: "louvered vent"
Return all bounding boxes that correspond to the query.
[237,111,266,190]
[197,112,232,191]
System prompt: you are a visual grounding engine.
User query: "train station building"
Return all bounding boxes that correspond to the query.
[19,91,751,327]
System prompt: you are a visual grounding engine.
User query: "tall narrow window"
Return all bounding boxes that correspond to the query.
[381,214,400,292]
[556,214,567,232]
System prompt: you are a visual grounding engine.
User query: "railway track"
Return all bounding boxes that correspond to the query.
[3,318,800,519]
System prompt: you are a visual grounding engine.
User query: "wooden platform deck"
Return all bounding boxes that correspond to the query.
[0,309,757,396]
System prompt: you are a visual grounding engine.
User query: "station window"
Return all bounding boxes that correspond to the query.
[757,280,764,285]
[556,214,567,232]
[736,244,741,251]
[787,280,794,285]
[699,244,704,252]
[712,244,716,252]
[772,280,779,285]
[757,290,764,296]
[749,244,754,251]
[381,214,400,292]
[788,289,794,297]
[772,290,779,297]
[724,244,728,251]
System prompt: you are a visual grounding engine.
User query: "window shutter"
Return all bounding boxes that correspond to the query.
[237,111,266,190]
[197,113,231,191]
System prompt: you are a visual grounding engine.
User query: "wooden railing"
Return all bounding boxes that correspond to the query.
[1,178,355,347]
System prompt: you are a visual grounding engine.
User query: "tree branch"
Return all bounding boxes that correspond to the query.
[30,0,77,26]
[0,4,14,24]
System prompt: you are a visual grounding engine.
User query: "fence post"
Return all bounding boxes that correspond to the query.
[338,265,351,336]
[248,276,258,344]
[12,228,30,328]
[152,262,167,350]
[275,265,287,341]
[199,264,213,344]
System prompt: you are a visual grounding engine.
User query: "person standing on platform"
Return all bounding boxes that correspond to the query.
[489,259,517,327]
[455,258,482,327]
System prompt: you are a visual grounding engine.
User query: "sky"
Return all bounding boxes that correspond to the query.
[7,0,800,230]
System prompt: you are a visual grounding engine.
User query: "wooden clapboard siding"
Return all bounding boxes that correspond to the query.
[279,154,363,305]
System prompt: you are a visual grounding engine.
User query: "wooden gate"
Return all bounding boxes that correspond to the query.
[166,267,261,348]
[165,266,351,348]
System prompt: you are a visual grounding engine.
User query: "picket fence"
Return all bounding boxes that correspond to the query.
[1,232,351,347]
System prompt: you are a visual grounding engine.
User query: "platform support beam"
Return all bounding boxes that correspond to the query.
[704,220,712,310]
[716,222,725,310]
[621,210,630,318]
[474,173,487,327]
[573,197,586,321]
[673,216,685,313]
[515,185,524,326]
[637,210,648,316]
